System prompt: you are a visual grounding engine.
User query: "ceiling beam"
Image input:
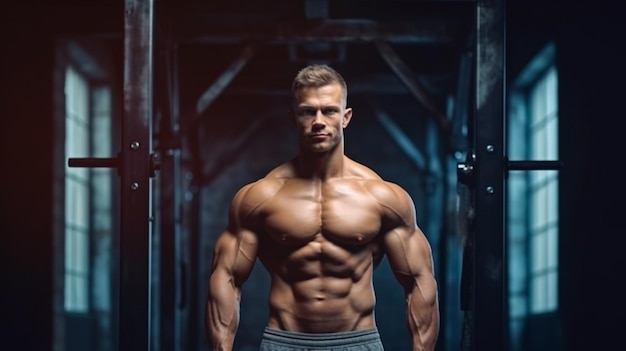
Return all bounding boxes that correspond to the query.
[226,74,405,95]
[174,19,455,44]
[375,40,451,133]
[373,107,427,172]
[195,42,257,116]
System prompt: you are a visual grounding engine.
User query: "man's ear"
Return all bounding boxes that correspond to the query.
[342,108,353,128]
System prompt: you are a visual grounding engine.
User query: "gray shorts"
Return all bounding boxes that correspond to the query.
[259,327,384,351]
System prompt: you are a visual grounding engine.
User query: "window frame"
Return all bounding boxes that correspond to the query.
[507,42,560,351]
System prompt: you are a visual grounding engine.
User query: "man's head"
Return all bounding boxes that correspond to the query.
[290,65,353,154]
[291,64,348,109]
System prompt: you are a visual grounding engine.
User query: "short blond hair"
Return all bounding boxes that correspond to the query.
[291,64,348,107]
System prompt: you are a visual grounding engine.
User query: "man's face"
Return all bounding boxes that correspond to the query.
[291,83,353,153]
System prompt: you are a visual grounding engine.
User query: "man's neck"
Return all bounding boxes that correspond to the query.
[296,145,345,180]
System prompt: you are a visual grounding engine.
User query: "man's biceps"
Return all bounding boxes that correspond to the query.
[382,225,412,247]
[212,232,255,268]
[240,227,261,244]
[214,232,238,254]
[217,227,258,244]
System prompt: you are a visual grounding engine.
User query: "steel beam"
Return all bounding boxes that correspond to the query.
[373,108,428,173]
[374,40,451,134]
[174,19,455,45]
[120,0,153,350]
[195,43,257,116]
[154,7,178,350]
[471,0,505,350]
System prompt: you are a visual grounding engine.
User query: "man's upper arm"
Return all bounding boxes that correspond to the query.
[212,228,258,287]
[383,227,434,285]
[378,183,439,350]
[211,183,261,286]
[376,183,436,290]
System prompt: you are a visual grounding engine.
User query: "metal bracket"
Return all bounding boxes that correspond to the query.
[457,150,476,187]
[457,151,563,188]
[506,159,563,171]
[67,151,161,177]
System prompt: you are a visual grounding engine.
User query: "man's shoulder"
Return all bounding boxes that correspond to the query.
[362,178,407,201]
[235,177,284,203]
[361,179,415,226]
[345,157,383,181]
[353,174,413,219]
[236,160,294,195]
[230,177,284,223]
[343,157,410,200]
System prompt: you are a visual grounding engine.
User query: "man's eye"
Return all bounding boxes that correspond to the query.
[297,108,315,117]
[322,108,338,115]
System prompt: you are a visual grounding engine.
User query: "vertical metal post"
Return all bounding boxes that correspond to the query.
[473,0,505,350]
[121,0,153,350]
[155,19,179,351]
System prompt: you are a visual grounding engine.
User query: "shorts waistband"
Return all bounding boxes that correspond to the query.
[262,327,381,348]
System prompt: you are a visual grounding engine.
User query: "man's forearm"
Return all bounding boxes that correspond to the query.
[207,272,241,350]
[207,296,239,350]
[407,278,439,351]
[407,304,438,351]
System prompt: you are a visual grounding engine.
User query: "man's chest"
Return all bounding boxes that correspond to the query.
[260,180,383,244]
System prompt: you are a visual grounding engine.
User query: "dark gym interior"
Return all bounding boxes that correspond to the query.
[1,1,624,350]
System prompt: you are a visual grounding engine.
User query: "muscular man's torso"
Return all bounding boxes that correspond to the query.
[243,160,397,333]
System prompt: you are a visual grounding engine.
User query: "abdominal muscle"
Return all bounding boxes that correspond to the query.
[260,235,378,333]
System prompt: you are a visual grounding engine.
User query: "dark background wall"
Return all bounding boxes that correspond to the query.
[0,3,124,350]
[1,1,625,350]
[1,5,55,351]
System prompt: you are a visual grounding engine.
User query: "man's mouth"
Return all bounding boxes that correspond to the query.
[309,133,328,141]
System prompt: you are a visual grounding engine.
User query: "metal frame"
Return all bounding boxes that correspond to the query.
[471,0,506,350]
[154,3,178,349]
[120,0,153,349]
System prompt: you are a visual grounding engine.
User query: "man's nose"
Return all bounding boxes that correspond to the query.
[312,110,325,127]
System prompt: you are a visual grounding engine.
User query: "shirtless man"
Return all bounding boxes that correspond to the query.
[206,64,439,351]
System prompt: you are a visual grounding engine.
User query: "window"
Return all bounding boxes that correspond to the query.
[507,42,559,350]
[57,41,117,351]
[65,66,91,312]
[528,66,559,314]
[64,55,115,316]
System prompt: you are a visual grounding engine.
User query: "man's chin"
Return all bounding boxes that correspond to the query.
[301,139,340,154]
[305,144,332,154]
[310,147,330,154]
